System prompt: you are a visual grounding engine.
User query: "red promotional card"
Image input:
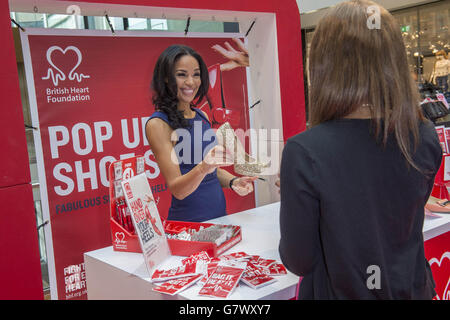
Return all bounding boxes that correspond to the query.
[198,260,247,298]
[241,262,277,289]
[152,274,203,296]
[445,128,450,155]
[253,258,277,268]
[182,251,211,265]
[151,261,206,283]
[261,263,287,276]
[248,255,261,265]
[220,251,252,261]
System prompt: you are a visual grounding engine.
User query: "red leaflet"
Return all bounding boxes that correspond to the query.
[247,255,261,265]
[197,258,221,286]
[254,258,276,268]
[198,260,247,298]
[151,261,205,282]
[152,274,203,295]
[261,263,287,276]
[182,251,211,265]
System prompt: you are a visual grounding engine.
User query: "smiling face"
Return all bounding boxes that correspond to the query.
[174,54,201,108]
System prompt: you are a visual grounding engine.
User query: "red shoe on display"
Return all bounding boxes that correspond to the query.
[199,63,241,129]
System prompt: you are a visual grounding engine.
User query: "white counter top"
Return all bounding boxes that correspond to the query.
[84,201,450,300]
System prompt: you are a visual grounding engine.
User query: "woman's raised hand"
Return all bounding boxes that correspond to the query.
[212,38,249,72]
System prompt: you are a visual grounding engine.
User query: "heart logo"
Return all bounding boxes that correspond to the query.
[115,232,126,243]
[42,45,90,86]
[429,252,450,300]
[209,68,217,88]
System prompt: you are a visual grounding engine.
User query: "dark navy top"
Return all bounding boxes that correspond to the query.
[148,107,226,222]
[279,119,441,299]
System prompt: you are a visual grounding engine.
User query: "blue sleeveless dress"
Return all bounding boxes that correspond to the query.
[148,108,227,222]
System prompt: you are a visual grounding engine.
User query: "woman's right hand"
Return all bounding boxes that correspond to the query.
[200,145,234,174]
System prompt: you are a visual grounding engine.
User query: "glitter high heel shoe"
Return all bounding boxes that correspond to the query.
[216,122,270,176]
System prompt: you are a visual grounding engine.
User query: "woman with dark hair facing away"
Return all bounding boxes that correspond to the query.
[146,44,256,222]
[279,0,441,299]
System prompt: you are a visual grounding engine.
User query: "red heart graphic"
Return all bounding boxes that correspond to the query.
[49,48,79,80]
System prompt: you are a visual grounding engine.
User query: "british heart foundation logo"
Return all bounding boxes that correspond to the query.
[42,45,90,86]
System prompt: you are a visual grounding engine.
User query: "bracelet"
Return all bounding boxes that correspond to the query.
[229,177,239,189]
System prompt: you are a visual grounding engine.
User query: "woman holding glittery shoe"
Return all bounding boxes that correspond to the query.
[145,44,257,222]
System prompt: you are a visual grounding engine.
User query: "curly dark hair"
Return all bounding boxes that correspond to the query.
[151,44,209,129]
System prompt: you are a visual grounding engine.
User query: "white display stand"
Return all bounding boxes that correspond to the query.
[84,202,298,300]
[84,202,450,300]
[423,211,450,241]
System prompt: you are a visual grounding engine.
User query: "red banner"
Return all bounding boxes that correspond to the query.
[425,232,450,300]
[23,31,253,299]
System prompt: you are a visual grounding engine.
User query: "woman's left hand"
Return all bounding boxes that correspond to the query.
[231,176,258,196]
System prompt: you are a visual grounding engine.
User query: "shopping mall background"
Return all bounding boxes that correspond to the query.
[300,0,450,122]
[2,0,449,299]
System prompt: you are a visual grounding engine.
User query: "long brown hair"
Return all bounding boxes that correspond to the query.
[308,0,425,172]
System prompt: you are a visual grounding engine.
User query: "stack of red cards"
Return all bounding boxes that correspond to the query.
[150,250,288,298]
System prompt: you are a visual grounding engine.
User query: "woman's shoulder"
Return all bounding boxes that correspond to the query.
[419,118,437,129]
[145,115,174,146]
[419,119,440,139]
[146,110,172,133]
[283,125,329,160]
[418,119,441,150]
